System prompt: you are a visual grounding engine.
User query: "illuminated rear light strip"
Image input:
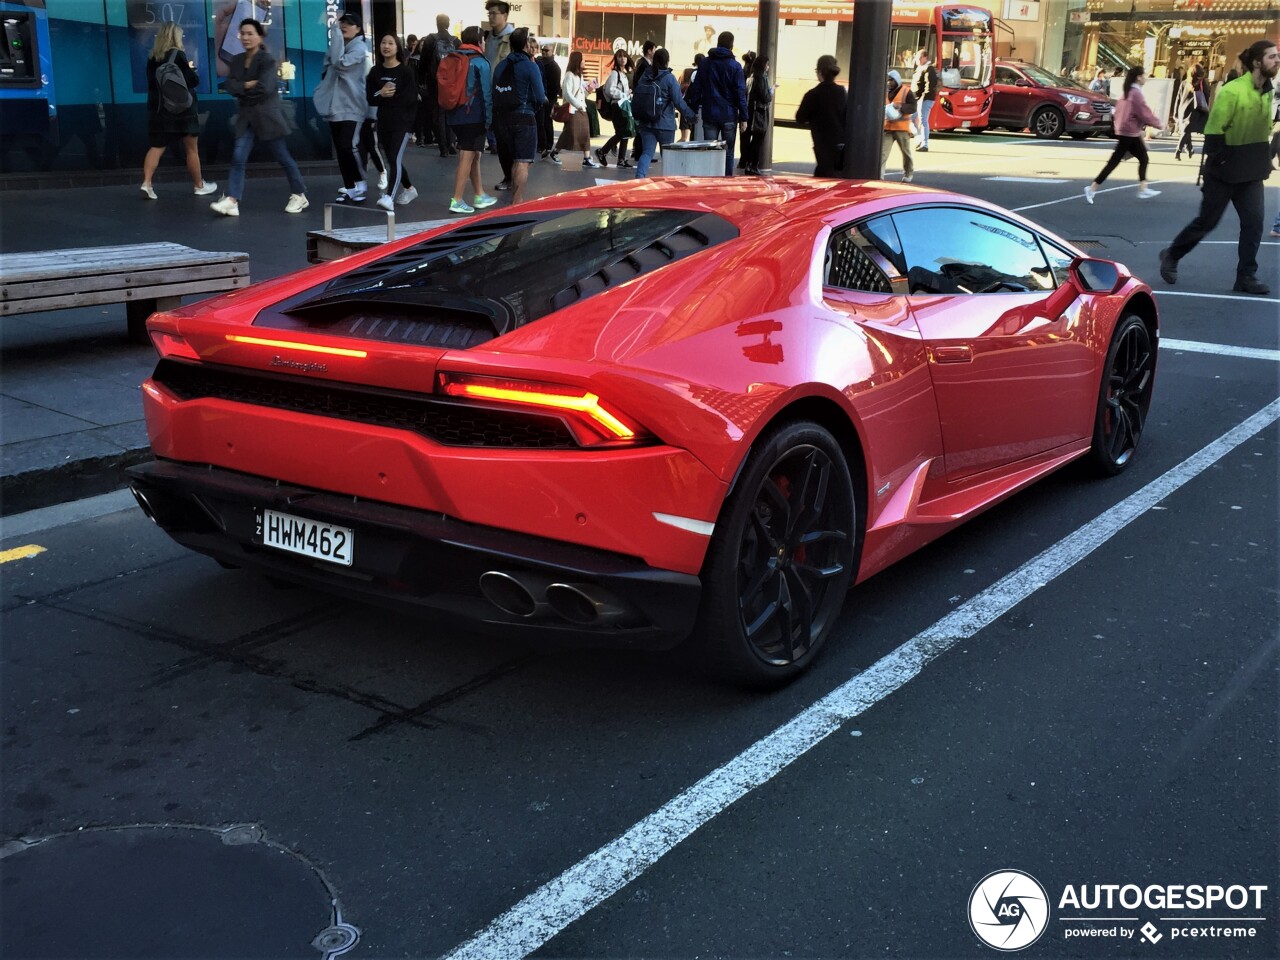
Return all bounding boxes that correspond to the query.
[446,382,637,440]
[225,335,368,358]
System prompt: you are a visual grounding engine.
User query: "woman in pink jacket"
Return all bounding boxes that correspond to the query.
[1085,65,1165,203]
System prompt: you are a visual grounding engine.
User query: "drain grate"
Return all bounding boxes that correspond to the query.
[1073,239,1106,249]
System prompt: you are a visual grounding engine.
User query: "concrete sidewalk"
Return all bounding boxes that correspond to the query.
[0,135,819,516]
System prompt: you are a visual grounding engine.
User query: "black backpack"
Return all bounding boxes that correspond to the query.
[632,73,663,124]
[155,50,193,114]
[492,60,521,113]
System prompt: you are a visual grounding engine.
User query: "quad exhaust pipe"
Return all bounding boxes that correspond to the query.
[479,571,633,626]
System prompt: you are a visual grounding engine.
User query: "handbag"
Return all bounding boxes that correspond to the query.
[552,101,571,123]
[1193,87,1208,113]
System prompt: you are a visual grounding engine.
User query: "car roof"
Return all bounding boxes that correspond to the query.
[514,176,939,234]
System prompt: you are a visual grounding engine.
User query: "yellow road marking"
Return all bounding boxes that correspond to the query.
[0,544,47,564]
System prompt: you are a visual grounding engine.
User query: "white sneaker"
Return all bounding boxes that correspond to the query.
[194,181,218,196]
[901,174,913,183]
[395,186,418,205]
[377,171,388,191]
[1083,184,1096,204]
[210,196,239,217]
[140,184,157,200]
[285,193,309,213]
[376,195,395,212]
[1137,188,1161,199]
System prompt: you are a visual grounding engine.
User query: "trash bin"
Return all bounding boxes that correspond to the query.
[662,140,726,177]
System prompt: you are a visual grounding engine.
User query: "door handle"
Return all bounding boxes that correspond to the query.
[932,345,973,364]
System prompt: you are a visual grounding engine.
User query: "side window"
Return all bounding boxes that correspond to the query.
[825,216,903,294]
[995,66,1018,84]
[1040,240,1076,288]
[890,207,1055,295]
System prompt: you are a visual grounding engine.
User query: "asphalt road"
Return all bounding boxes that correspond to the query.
[2,132,1277,959]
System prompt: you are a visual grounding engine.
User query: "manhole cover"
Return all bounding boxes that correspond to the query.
[0,824,358,958]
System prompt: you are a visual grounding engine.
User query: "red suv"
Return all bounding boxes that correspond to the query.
[987,60,1114,139]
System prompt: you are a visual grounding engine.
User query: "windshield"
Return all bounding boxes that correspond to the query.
[1019,62,1087,90]
[938,31,992,88]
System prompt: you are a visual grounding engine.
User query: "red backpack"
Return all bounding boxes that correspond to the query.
[437,49,473,110]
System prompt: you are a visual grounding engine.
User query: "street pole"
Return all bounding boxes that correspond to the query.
[757,0,779,174]
[842,0,893,179]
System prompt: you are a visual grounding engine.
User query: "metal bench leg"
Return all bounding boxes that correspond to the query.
[126,295,180,345]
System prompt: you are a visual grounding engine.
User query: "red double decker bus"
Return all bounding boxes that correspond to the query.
[570,2,995,129]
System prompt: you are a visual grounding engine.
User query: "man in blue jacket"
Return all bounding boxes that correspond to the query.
[686,31,748,175]
[492,27,546,204]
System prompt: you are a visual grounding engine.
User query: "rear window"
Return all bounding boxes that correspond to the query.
[270,207,738,339]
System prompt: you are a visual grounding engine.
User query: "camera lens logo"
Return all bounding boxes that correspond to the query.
[968,870,1049,951]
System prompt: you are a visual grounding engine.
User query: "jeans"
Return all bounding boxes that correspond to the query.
[912,99,933,146]
[702,119,738,175]
[1168,176,1264,280]
[229,129,305,200]
[635,127,674,178]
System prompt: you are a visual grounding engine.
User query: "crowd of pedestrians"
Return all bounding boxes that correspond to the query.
[137,9,1277,286]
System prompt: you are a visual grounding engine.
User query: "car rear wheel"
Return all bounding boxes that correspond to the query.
[693,420,858,687]
[1090,315,1154,475]
[1031,106,1065,139]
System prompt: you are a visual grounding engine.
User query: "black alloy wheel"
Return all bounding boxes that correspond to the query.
[694,421,857,687]
[1090,314,1155,475]
[1031,106,1066,139]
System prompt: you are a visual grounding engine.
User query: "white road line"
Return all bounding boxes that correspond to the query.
[442,398,1280,960]
[1162,338,1280,362]
[1156,290,1280,304]
[1012,181,1172,212]
[986,176,1068,183]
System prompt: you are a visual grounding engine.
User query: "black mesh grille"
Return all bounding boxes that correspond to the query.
[153,359,579,448]
[827,232,892,293]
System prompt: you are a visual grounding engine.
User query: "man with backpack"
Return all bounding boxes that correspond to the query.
[631,47,692,178]
[423,13,459,156]
[628,40,656,163]
[491,27,546,204]
[685,31,748,175]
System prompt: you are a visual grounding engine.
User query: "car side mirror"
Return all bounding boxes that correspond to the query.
[1070,257,1124,294]
[1015,79,1032,87]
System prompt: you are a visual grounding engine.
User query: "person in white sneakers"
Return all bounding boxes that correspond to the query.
[313,13,372,204]
[366,33,419,211]
[1084,65,1164,204]
[212,18,308,216]
[140,22,216,200]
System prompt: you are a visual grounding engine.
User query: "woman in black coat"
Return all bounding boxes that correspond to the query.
[211,18,308,216]
[1174,63,1208,160]
[796,55,847,178]
[141,22,215,199]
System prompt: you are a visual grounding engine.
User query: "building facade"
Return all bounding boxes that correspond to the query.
[0,0,1274,177]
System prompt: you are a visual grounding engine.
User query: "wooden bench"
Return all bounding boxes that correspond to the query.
[306,205,452,263]
[0,242,250,343]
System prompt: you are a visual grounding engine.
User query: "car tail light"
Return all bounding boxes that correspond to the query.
[224,334,368,358]
[437,373,652,447]
[149,329,199,361]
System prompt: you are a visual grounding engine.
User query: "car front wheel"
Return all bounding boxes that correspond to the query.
[693,420,858,687]
[1090,315,1155,475]
[1031,106,1065,139]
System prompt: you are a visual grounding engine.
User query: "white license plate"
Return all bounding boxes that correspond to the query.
[259,509,354,566]
[960,120,971,128]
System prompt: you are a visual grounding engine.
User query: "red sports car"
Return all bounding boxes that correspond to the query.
[128,178,1157,685]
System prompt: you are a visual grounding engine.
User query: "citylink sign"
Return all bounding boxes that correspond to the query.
[968,870,1269,951]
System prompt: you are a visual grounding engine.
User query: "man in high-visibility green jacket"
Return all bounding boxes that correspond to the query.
[1160,39,1278,296]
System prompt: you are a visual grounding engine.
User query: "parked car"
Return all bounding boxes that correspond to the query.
[988,60,1114,139]
[128,179,1157,686]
